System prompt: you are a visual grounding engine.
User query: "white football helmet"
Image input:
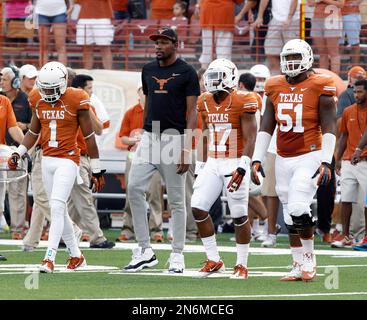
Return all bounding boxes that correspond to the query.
[36,61,68,103]
[280,39,314,77]
[204,58,239,93]
[250,64,270,92]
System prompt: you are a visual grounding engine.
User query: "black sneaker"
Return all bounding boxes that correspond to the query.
[0,254,7,261]
[122,247,158,272]
[90,240,115,249]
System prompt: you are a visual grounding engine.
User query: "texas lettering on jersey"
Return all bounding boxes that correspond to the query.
[265,73,336,157]
[28,87,91,165]
[197,89,258,158]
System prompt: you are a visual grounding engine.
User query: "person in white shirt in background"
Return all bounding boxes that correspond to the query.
[19,64,38,95]
[253,0,300,75]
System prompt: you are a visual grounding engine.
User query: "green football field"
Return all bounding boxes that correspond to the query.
[0,230,367,300]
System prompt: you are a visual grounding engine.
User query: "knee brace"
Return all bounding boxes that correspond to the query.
[233,216,248,227]
[291,214,316,229]
[285,223,298,235]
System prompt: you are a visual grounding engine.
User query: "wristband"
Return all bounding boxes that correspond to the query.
[321,133,336,164]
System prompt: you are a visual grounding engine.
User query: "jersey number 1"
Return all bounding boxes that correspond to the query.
[277,103,304,133]
[48,120,59,148]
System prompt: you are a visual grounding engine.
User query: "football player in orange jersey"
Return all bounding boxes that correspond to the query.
[191,58,258,279]
[7,62,105,273]
[251,39,337,282]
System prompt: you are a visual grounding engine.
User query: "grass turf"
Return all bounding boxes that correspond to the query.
[0,230,367,300]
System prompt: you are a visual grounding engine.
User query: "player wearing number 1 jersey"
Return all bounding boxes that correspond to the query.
[191,58,258,279]
[251,39,337,282]
[7,62,105,273]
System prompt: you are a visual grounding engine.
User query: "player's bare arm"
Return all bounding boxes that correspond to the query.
[194,110,208,177]
[177,95,198,175]
[227,111,257,192]
[78,109,105,192]
[89,109,103,135]
[8,110,40,170]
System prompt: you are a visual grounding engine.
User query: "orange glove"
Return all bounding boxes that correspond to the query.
[227,167,246,192]
[312,162,332,186]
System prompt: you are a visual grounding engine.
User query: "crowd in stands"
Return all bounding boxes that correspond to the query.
[1,1,366,75]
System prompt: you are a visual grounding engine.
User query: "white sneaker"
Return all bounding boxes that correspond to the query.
[261,234,277,248]
[122,247,158,272]
[280,262,302,281]
[301,252,316,281]
[167,252,185,273]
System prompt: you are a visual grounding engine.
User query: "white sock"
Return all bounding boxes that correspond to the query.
[300,237,314,254]
[236,243,249,267]
[252,219,259,233]
[336,224,343,232]
[62,215,81,258]
[290,246,303,265]
[201,235,220,262]
[44,248,57,262]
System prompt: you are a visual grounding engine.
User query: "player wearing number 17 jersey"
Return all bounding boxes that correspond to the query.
[191,58,258,279]
[251,39,337,282]
[7,62,105,273]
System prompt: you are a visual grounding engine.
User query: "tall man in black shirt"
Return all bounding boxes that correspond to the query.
[123,27,200,273]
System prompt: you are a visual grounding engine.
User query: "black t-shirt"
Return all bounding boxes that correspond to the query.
[142,58,200,134]
[6,91,32,146]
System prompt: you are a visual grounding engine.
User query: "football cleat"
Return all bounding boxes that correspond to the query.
[167,252,185,273]
[122,247,158,272]
[66,254,86,271]
[280,262,302,281]
[39,259,54,273]
[0,254,7,261]
[331,235,353,248]
[301,252,316,282]
[194,259,225,278]
[229,264,248,279]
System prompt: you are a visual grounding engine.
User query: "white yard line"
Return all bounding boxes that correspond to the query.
[85,292,367,300]
[1,240,366,257]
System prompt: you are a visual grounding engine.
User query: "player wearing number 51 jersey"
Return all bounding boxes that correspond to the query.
[191,58,258,279]
[7,62,105,273]
[251,39,337,282]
